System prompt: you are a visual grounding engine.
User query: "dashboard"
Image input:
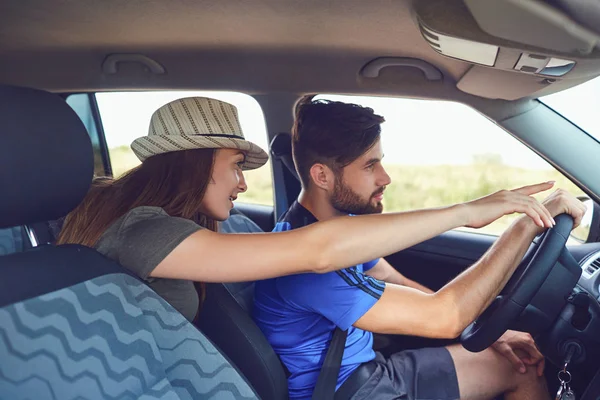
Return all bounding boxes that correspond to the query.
[570,242,600,298]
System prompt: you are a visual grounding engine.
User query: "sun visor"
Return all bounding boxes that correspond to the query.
[464,0,600,55]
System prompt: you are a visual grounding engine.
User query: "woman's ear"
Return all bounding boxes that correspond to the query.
[309,163,335,191]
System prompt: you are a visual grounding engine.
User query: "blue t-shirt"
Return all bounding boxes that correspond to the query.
[253,201,385,399]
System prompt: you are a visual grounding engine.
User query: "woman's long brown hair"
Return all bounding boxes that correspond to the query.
[57,148,218,247]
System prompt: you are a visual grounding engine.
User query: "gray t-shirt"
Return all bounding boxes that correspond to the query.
[95,206,202,322]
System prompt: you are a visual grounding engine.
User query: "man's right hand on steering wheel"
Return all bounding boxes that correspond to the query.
[460,188,587,352]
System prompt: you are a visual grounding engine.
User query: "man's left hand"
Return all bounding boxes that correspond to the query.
[491,330,545,377]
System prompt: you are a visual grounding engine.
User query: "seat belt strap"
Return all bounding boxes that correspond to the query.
[311,327,348,400]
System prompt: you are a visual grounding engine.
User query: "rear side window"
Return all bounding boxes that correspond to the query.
[95,91,273,206]
[66,94,109,177]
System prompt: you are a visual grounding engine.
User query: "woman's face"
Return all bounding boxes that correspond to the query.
[200,148,248,221]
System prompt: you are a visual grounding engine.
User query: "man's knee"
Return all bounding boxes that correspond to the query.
[511,363,545,389]
[502,349,544,384]
[448,345,546,397]
[493,353,547,396]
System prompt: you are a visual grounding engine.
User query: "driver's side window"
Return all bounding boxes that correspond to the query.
[316,95,584,237]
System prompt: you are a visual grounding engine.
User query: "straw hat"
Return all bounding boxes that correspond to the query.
[131,97,268,170]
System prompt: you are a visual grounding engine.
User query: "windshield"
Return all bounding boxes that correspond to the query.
[541,76,600,140]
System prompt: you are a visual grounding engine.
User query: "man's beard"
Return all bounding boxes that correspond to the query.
[330,175,384,215]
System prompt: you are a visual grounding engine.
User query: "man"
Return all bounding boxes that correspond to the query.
[253,97,584,399]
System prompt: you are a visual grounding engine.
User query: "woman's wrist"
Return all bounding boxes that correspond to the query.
[513,215,544,238]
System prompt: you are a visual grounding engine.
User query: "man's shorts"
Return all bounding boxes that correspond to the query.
[336,347,460,400]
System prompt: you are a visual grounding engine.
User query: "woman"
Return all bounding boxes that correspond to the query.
[58,96,558,322]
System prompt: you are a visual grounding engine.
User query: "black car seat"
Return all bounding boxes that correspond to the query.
[201,211,290,399]
[199,280,289,400]
[270,133,301,220]
[198,133,304,400]
[0,84,259,400]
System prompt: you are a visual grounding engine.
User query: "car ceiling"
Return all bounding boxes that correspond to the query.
[0,0,598,101]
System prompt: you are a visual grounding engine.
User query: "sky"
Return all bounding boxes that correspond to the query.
[96,76,599,170]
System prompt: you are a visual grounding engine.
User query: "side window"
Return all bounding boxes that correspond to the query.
[316,94,584,237]
[95,91,273,206]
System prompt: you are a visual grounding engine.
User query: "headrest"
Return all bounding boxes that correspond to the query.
[269,133,300,181]
[0,85,93,229]
[269,132,292,158]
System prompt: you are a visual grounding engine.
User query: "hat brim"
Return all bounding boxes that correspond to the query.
[131,134,269,170]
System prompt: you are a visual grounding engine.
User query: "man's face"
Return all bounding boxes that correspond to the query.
[329,139,391,215]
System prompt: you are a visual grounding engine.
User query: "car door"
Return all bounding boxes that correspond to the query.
[387,230,494,291]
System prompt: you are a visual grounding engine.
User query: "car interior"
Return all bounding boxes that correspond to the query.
[2,0,600,399]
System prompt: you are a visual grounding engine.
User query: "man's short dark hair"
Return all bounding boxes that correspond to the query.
[292,96,385,188]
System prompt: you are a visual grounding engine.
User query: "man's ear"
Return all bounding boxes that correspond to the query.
[308,163,335,191]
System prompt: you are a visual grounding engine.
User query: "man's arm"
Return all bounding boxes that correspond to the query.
[353,188,586,339]
[354,217,541,338]
[366,259,433,294]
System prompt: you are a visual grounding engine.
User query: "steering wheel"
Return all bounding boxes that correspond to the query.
[461,213,580,352]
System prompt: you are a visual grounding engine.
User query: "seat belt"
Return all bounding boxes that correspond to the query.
[311,327,348,400]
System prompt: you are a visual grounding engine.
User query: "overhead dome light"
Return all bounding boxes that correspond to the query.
[420,23,499,67]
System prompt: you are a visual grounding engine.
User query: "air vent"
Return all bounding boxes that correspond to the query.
[582,252,600,277]
[588,258,600,275]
